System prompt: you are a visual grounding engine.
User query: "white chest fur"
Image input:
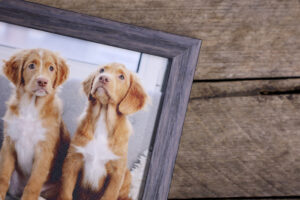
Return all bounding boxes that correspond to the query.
[4,96,46,176]
[75,109,118,190]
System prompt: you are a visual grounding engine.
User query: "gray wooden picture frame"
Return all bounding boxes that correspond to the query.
[0,0,201,199]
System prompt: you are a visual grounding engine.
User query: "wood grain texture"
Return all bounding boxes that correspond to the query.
[169,199,298,200]
[27,0,300,80]
[169,198,299,200]
[169,80,300,199]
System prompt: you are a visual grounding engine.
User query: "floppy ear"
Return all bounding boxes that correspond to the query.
[82,72,96,101]
[3,52,25,86]
[54,58,69,88]
[118,74,148,115]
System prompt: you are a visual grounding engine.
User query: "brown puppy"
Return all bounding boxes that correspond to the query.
[0,49,70,200]
[58,63,148,200]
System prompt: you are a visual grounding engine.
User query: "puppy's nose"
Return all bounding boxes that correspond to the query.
[99,75,110,84]
[37,77,48,87]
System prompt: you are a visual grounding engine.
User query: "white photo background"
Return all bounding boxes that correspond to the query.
[0,22,168,200]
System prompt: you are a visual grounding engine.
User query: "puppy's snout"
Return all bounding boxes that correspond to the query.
[37,77,48,87]
[99,75,110,84]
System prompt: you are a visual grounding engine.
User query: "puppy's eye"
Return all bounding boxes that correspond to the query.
[49,66,54,72]
[119,75,125,80]
[100,68,104,73]
[28,64,35,70]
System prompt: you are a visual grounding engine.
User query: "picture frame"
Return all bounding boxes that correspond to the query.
[0,0,201,199]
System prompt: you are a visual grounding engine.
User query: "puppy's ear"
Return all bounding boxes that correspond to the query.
[118,74,148,115]
[3,51,25,86]
[54,58,69,88]
[82,72,96,99]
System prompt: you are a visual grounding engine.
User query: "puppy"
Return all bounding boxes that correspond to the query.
[0,49,70,200]
[58,63,148,200]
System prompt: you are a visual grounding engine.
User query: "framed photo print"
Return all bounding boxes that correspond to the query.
[0,0,201,200]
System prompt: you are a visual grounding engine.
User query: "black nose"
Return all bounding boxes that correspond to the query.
[99,75,109,83]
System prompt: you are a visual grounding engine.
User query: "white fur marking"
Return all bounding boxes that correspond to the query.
[4,95,46,176]
[39,50,44,71]
[75,109,118,190]
[35,90,47,97]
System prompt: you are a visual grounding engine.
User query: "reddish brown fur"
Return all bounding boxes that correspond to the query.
[58,63,148,200]
[0,49,70,200]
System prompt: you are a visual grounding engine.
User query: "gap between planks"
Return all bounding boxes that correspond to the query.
[190,78,300,100]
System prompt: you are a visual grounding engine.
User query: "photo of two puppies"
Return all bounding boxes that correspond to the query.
[0,49,148,200]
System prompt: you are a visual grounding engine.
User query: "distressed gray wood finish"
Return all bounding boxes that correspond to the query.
[0,0,201,199]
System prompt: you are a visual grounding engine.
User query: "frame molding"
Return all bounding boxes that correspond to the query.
[0,0,201,199]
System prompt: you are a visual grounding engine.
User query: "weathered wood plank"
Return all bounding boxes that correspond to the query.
[169,198,298,200]
[27,0,300,80]
[169,81,300,198]
[169,199,298,200]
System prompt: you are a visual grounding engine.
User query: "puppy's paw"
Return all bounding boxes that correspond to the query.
[38,197,46,200]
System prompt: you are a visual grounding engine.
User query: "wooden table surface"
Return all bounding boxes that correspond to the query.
[27,0,300,199]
